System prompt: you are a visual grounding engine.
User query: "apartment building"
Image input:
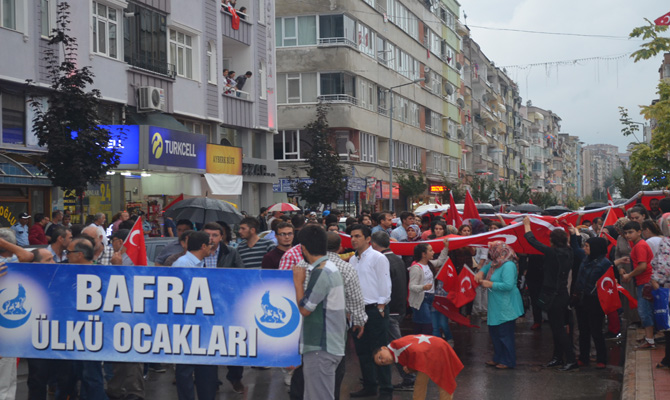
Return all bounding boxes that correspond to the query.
[0,0,276,223]
[273,0,464,211]
[582,144,619,198]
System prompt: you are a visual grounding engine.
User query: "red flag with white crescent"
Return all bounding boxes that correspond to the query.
[446,266,478,308]
[433,296,479,328]
[123,217,147,266]
[435,258,460,293]
[607,189,614,207]
[596,268,621,314]
[445,191,463,228]
[655,11,670,26]
[229,5,240,30]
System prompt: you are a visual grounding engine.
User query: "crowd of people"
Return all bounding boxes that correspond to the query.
[2,196,670,400]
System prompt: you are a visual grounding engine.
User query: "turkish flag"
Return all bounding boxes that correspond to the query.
[602,207,619,229]
[433,296,480,328]
[463,189,481,220]
[435,258,460,292]
[600,231,617,259]
[655,11,670,26]
[388,335,464,394]
[163,194,184,212]
[607,189,614,207]
[229,5,240,30]
[447,266,478,308]
[529,198,533,204]
[445,190,463,228]
[596,268,621,314]
[616,282,638,309]
[123,217,147,266]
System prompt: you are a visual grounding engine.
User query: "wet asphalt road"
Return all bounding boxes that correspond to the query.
[15,316,623,399]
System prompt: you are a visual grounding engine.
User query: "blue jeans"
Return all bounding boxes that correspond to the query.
[80,361,108,400]
[488,319,517,368]
[637,284,655,328]
[175,364,218,400]
[430,308,453,341]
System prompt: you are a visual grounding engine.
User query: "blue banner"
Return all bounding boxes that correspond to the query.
[148,126,207,170]
[104,125,140,166]
[0,264,301,367]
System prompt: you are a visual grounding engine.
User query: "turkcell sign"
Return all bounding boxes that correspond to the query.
[0,264,301,367]
[148,126,206,170]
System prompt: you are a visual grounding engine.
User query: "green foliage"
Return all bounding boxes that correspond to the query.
[624,20,670,189]
[438,174,464,203]
[469,176,496,203]
[614,161,644,198]
[396,169,427,207]
[530,192,558,209]
[496,181,530,205]
[294,102,346,206]
[564,196,581,210]
[28,2,120,195]
[629,19,670,62]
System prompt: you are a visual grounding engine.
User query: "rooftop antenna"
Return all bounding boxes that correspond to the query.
[463,11,467,27]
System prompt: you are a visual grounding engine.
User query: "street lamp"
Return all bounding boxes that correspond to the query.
[388,78,425,211]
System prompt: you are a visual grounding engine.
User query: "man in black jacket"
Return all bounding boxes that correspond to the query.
[370,231,414,390]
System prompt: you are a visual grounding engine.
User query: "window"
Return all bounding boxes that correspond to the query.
[2,92,25,145]
[273,130,313,160]
[318,14,355,46]
[124,4,169,76]
[357,78,376,111]
[394,142,420,170]
[207,42,216,84]
[319,73,355,97]
[1,0,16,30]
[357,22,375,58]
[360,132,377,163]
[258,0,265,24]
[276,72,317,104]
[169,29,193,79]
[176,119,212,140]
[259,60,267,100]
[41,0,55,37]
[275,16,316,47]
[92,1,119,59]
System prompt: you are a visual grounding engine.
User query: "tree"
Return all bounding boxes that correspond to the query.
[496,181,530,205]
[530,192,558,209]
[621,20,670,188]
[28,2,121,210]
[613,161,643,198]
[396,169,427,210]
[469,176,496,203]
[437,174,464,203]
[294,102,346,206]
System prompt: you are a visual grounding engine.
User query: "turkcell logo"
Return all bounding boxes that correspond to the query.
[254,291,299,338]
[0,284,32,329]
[151,132,164,159]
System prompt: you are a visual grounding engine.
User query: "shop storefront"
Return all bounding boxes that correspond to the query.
[0,153,52,228]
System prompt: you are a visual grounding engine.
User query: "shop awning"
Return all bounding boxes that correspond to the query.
[126,109,188,131]
[204,173,243,195]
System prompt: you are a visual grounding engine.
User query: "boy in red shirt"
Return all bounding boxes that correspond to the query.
[620,221,655,349]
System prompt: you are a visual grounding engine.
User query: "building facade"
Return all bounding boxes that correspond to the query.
[0,0,277,224]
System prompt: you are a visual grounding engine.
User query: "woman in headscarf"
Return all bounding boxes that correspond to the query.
[522,216,577,371]
[474,241,524,369]
[651,213,670,369]
[573,236,611,368]
[406,224,422,242]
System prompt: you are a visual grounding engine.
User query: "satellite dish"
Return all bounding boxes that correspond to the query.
[482,93,489,103]
[456,98,465,108]
[424,66,430,73]
[455,62,462,71]
[345,140,358,155]
[444,83,454,96]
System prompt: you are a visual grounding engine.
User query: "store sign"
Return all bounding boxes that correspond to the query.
[148,126,206,170]
[376,181,399,200]
[243,163,276,177]
[276,178,313,193]
[206,144,242,175]
[104,125,140,166]
[430,185,448,193]
[347,177,367,192]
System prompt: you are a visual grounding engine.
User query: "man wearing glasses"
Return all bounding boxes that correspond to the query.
[262,222,294,269]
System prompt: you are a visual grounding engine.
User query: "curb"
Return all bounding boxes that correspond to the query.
[621,325,637,400]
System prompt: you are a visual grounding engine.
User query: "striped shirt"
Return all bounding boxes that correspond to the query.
[300,260,347,356]
[237,238,275,269]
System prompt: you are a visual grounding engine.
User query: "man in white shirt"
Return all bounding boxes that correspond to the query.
[88,212,108,246]
[348,224,393,400]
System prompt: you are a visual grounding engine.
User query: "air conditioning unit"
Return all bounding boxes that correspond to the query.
[138,86,165,112]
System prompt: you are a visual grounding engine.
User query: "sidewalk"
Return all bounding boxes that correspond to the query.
[621,326,670,400]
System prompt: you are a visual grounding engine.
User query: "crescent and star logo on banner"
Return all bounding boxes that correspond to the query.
[151,132,164,159]
[254,291,300,338]
[600,276,615,295]
[0,284,32,329]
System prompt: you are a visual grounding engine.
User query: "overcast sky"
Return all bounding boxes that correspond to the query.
[458,0,668,152]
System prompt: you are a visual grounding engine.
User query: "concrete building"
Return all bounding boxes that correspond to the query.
[273,0,464,212]
[0,0,277,225]
[582,144,619,198]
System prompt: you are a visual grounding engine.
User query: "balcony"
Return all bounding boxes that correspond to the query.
[222,9,252,45]
[221,92,253,128]
[318,37,357,48]
[318,94,358,105]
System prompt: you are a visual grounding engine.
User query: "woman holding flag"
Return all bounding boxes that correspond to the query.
[409,242,450,335]
[474,241,524,369]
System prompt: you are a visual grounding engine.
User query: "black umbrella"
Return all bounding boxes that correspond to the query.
[165,197,243,225]
[510,203,542,214]
[476,205,497,215]
[543,206,572,216]
[584,202,608,210]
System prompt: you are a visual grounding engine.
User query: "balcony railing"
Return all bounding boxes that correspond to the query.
[221,9,252,45]
[318,37,357,48]
[318,94,358,105]
[223,89,251,100]
[125,55,176,79]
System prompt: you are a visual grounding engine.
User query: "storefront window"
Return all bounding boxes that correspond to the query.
[2,92,25,145]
